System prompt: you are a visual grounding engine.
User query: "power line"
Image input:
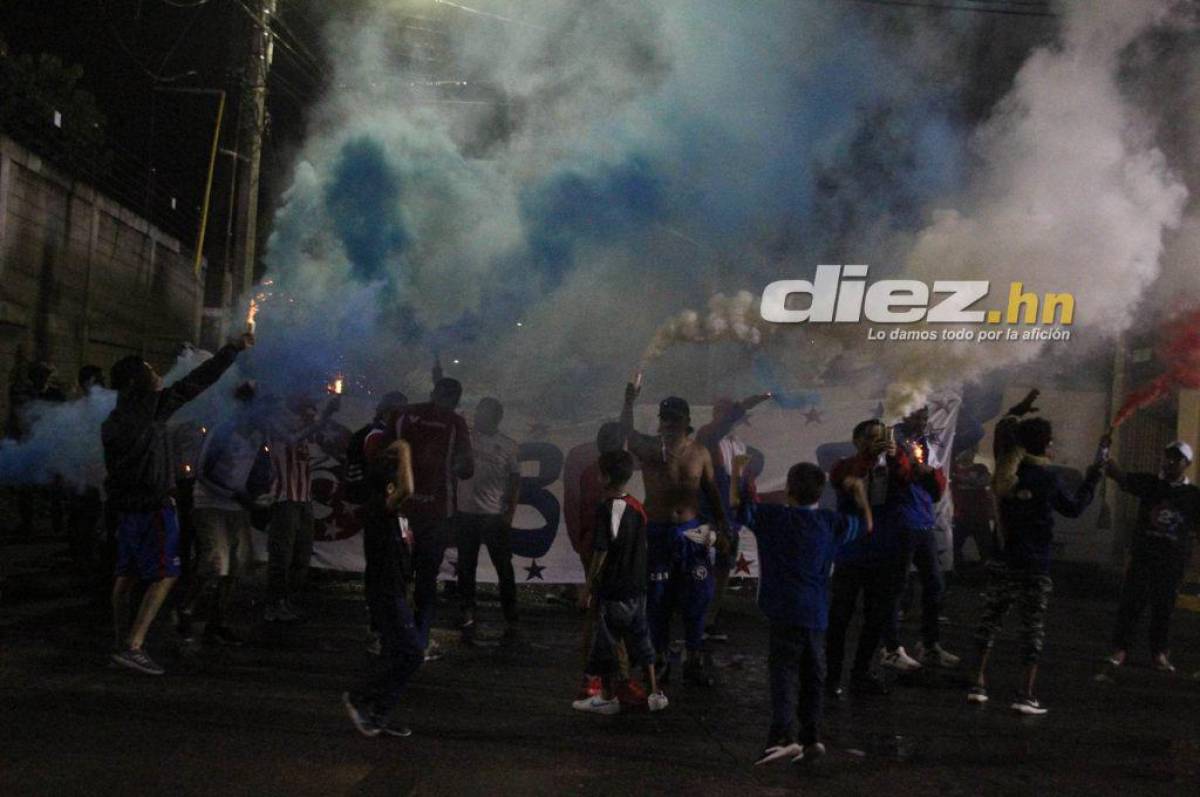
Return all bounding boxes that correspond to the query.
[231,0,325,88]
[837,0,1057,18]
[96,0,201,83]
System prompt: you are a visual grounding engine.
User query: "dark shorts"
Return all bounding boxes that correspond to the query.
[588,596,656,675]
[115,504,181,581]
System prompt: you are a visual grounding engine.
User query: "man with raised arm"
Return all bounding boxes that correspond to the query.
[620,378,730,686]
[104,332,253,675]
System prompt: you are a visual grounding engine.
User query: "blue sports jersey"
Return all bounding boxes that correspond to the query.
[738,502,862,630]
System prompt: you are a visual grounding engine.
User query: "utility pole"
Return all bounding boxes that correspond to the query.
[228,0,276,331]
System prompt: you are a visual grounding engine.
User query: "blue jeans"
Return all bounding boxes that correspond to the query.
[884,528,945,649]
[769,624,826,745]
[646,520,715,654]
[356,512,423,719]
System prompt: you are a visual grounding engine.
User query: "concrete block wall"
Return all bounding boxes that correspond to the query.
[0,135,205,425]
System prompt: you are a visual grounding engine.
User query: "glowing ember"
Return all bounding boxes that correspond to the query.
[331,375,344,395]
[246,299,259,333]
[912,441,926,464]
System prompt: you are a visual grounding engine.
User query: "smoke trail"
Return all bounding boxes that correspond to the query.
[641,290,764,365]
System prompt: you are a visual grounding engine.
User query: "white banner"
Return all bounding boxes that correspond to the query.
[257,388,968,583]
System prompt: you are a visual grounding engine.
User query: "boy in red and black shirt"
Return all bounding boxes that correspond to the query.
[573,450,668,715]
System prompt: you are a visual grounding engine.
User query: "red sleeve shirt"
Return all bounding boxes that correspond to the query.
[397,403,471,521]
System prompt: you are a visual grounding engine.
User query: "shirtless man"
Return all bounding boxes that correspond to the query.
[621,379,730,686]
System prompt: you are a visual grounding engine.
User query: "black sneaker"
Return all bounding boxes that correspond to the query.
[798,742,826,763]
[459,619,476,643]
[204,625,245,647]
[110,647,165,676]
[342,692,380,738]
[703,626,729,643]
[501,623,520,645]
[966,685,989,705]
[849,675,890,696]
[175,609,195,643]
[755,740,803,766]
[1010,695,1048,715]
[376,719,413,738]
[683,655,717,687]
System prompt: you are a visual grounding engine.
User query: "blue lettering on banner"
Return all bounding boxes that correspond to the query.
[512,441,564,559]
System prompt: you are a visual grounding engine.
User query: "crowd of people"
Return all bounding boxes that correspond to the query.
[3,339,1199,763]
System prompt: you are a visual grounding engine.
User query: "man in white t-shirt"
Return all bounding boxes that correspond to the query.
[456,397,521,642]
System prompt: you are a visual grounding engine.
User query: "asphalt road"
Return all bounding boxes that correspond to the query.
[2,546,1199,796]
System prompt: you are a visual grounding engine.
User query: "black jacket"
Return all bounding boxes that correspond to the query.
[102,346,239,512]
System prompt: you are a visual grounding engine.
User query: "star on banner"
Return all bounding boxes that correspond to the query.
[803,407,824,425]
[734,553,754,575]
[524,560,546,581]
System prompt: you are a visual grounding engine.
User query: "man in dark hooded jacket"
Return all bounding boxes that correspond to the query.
[103,333,252,675]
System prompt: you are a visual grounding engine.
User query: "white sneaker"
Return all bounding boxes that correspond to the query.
[755,742,802,765]
[424,639,443,663]
[915,642,960,668]
[647,691,669,712]
[572,695,620,715]
[967,686,989,704]
[880,646,922,673]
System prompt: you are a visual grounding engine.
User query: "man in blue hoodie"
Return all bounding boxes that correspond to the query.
[966,390,1100,714]
[739,462,870,766]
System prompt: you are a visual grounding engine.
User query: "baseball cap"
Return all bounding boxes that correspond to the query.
[659,396,691,419]
[1165,441,1194,463]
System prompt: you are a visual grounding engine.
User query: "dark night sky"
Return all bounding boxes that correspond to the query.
[0,0,331,250]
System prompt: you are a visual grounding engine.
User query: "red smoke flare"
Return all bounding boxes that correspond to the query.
[1113,307,1200,427]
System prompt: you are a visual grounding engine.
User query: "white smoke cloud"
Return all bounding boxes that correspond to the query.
[880,0,1189,408]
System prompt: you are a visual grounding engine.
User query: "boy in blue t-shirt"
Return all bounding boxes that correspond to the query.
[738,462,871,766]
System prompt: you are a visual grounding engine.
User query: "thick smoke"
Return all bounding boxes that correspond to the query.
[253,0,983,418]
[0,387,115,490]
[878,0,1190,415]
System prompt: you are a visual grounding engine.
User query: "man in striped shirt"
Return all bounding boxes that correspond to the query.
[264,392,340,622]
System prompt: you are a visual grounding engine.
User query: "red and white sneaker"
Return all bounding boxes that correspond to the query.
[577,675,603,699]
[615,678,648,707]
